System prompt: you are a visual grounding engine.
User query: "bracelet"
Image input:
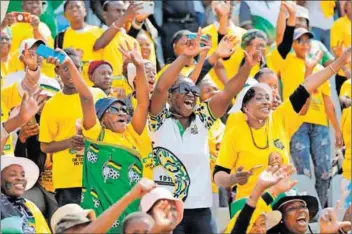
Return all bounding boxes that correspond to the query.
[112,22,120,30]
[329,64,337,73]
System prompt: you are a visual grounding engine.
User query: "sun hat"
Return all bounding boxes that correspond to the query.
[1,155,39,191]
[95,97,126,120]
[228,82,272,114]
[18,38,45,56]
[140,187,184,225]
[229,197,282,231]
[293,28,314,41]
[271,189,319,220]
[50,204,96,233]
[39,76,61,97]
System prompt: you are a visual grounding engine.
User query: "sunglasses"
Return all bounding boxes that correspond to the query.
[170,83,200,97]
[107,105,127,115]
[0,36,11,42]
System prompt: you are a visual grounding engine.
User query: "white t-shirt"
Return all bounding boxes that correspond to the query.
[148,102,216,209]
[305,1,334,30]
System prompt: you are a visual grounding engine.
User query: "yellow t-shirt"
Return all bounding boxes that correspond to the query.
[340,79,351,99]
[201,24,247,90]
[268,49,329,126]
[62,26,104,86]
[1,82,22,155]
[25,199,51,233]
[101,31,141,86]
[340,79,351,180]
[1,54,17,80]
[39,88,106,189]
[341,107,351,180]
[208,119,225,194]
[217,100,303,199]
[330,15,351,76]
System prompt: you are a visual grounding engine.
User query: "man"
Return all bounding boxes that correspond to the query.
[39,48,105,206]
[0,29,16,80]
[55,0,104,86]
[3,39,60,90]
[88,60,113,96]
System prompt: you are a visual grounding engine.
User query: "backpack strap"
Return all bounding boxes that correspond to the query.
[54,30,66,49]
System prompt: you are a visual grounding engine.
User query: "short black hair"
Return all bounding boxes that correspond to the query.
[122,212,154,234]
[63,48,82,68]
[64,0,84,12]
[254,68,275,81]
[241,88,256,112]
[103,1,110,11]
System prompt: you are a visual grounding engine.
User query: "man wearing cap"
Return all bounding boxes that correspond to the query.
[88,60,113,96]
[1,155,50,233]
[3,38,60,90]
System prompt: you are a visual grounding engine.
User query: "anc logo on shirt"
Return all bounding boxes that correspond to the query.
[128,163,142,185]
[152,147,190,202]
[102,160,121,183]
[274,139,285,150]
[90,189,100,208]
[87,144,99,163]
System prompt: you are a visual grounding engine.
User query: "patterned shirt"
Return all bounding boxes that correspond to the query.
[148,102,216,209]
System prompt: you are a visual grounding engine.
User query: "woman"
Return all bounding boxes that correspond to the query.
[1,155,50,233]
[214,47,352,201]
[148,29,260,233]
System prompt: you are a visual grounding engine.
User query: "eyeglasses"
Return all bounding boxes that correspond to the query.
[296,38,311,45]
[0,36,11,42]
[249,42,266,50]
[107,105,127,115]
[169,83,200,97]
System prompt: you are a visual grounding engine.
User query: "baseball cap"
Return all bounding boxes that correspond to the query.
[51,204,96,233]
[18,38,45,56]
[293,28,314,41]
[140,187,184,225]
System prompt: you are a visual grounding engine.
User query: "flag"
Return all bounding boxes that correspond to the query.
[81,139,143,233]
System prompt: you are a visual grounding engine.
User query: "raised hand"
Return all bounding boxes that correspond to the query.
[123,2,143,22]
[46,48,71,66]
[152,200,174,229]
[18,91,43,124]
[30,15,40,29]
[319,201,352,234]
[230,166,254,186]
[215,35,239,59]
[119,41,144,66]
[182,28,211,58]
[340,46,352,65]
[305,50,323,70]
[130,178,157,199]
[282,1,296,17]
[244,50,262,67]
[199,36,212,58]
[213,1,231,18]
[332,40,344,58]
[268,165,298,196]
[20,43,38,71]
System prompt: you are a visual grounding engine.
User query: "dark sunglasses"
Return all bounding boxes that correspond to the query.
[169,83,200,97]
[107,105,127,114]
[0,36,11,42]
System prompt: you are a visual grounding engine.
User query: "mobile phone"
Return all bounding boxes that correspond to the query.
[36,44,66,64]
[12,12,31,23]
[136,1,154,15]
[200,35,210,47]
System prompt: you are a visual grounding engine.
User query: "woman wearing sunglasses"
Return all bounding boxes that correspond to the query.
[148,28,261,233]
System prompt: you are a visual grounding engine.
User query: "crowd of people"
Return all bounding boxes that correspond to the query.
[0,0,351,233]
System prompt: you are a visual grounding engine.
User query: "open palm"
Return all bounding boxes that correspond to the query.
[21,43,38,70]
[119,41,144,66]
[183,28,211,57]
[153,200,174,228]
[216,35,239,58]
[257,165,295,191]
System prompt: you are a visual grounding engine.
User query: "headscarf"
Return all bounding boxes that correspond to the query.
[241,29,268,49]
